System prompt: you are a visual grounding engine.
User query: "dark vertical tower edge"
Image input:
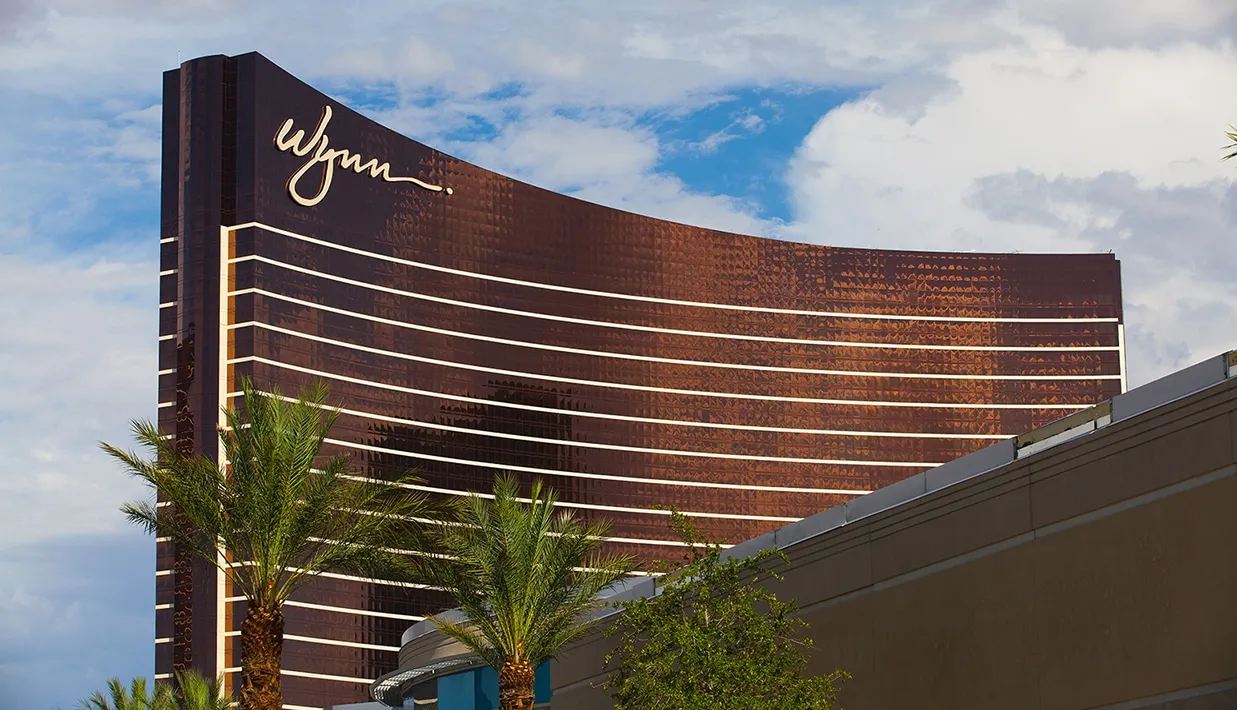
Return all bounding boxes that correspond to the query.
[155,63,182,683]
[155,55,235,686]
[158,52,1127,709]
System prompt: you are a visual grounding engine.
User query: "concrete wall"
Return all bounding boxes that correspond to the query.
[551,378,1237,710]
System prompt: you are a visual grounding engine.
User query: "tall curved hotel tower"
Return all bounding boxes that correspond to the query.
[156,53,1125,708]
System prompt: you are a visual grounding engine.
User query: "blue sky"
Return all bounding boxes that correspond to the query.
[1,1,1235,708]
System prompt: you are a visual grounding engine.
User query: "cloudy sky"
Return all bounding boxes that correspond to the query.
[1,0,1235,707]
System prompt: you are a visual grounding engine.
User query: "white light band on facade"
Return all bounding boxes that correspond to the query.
[285,600,425,622]
[227,323,1095,410]
[231,253,1123,355]
[335,466,805,523]
[225,221,1120,325]
[269,393,941,468]
[233,287,1117,355]
[234,357,1012,439]
[221,668,372,685]
[284,634,400,652]
[326,434,864,494]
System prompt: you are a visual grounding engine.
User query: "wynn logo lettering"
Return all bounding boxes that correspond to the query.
[274,105,453,207]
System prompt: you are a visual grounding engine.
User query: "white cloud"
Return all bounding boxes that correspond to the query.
[462,116,661,187]
[395,37,456,83]
[453,114,775,235]
[787,24,1237,383]
[690,109,768,154]
[0,248,156,548]
[1019,0,1237,46]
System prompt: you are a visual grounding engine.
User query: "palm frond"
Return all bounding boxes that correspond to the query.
[422,473,636,668]
[76,677,167,710]
[103,377,435,614]
[429,613,505,670]
[1224,125,1237,161]
[171,669,230,710]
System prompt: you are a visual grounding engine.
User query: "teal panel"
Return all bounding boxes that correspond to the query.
[438,670,476,710]
[432,661,549,709]
[534,662,552,703]
[475,666,499,709]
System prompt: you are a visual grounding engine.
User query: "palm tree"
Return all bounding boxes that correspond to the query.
[101,379,432,710]
[165,670,231,710]
[78,672,230,710]
[421,474,636,710]
[78,677,167,710]
[1225,125,1237,161]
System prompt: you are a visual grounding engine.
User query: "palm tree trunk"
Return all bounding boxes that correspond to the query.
[239,604,284,710]
[498,655,536,710]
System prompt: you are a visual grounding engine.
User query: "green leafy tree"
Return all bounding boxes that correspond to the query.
[601,512,848,710]
[101,379,431,710]
[420,474,636,710]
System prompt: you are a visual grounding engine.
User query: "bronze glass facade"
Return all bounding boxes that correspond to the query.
[156,52,1124,708]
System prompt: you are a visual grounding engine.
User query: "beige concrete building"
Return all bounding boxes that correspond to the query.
[376,352,1237,710]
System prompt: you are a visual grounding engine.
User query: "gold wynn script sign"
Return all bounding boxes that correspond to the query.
[274,105,453,207]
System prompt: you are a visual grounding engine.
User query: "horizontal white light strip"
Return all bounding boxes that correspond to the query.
[157,501,172,507]
[285,634,399,652]
[284,704,321,710]
[223,562,439,589]
[234,287,1116,355]
[155,536,172,543]
[283,669,373,685]
[607,534,733,548]
[157,402,173,409]
[259,489,734,548]
[240,358,1008,440]
[223,668,372,685]
[155,637,170,644]
[158,334,174,341]
[159,269,176,276]
[158,368,174,375]
[155,569,172,577]
[234,253,1121,354]
[221,597,426,622]
[337,466,803,523]
[154,673,172,680]
[159,237,177,244]
[220,628,397,652]
[285,600,425,620]
[326,431,859,494]
[155,603,171,610]
[229,323,1092,410]
[290,533,651,575]
[228,221,1119,324]
[279,393,938,468]
[283,672,373,687]
[159,302,176,309]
